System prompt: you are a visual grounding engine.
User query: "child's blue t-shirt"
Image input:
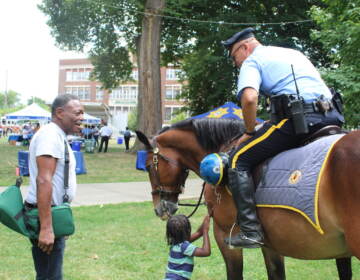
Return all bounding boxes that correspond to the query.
[164,241,197,280]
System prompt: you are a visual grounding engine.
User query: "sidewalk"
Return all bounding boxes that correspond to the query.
[0,179,204,206]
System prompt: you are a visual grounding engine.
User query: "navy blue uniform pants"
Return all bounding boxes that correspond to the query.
[229,110,344,171]
[31,237,65,280]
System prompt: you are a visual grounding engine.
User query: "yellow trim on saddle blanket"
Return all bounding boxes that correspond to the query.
[256,137,342,235]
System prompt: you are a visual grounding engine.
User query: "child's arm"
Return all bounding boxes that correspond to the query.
[192,215,211,257]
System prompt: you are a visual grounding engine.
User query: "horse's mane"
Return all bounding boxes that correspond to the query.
[161,118,245,152]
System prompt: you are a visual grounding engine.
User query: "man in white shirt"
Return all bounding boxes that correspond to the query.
[25,94,84,279]
[98,122,112,153]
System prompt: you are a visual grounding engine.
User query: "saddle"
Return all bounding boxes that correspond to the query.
[221,125,345,234]
[254,132,345,234]
[301,125,344,145]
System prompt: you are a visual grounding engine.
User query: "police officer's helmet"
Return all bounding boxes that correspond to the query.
[200,153,229,186]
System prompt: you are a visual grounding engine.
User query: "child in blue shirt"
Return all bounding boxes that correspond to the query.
[164,214,211,280]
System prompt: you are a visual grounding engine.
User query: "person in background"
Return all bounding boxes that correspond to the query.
[33,123,41,134]
[123,126,131,151]
[98,122,112,153]
[163,214,211,280]
[22,124,33,146]
[92,125,99,147]
[81,124,92,140]
[25,94,84,279]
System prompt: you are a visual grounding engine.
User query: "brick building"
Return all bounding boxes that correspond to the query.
[58,58,185,128]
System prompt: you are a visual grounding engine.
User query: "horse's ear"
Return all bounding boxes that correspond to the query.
[135,130,152,150]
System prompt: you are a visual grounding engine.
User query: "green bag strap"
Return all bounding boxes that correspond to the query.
[63,140,70,203]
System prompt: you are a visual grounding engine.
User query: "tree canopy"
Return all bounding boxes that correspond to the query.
[0,90,21,109]
[161,0,329,115]
[310,0,360,127]
[40,0,338,127]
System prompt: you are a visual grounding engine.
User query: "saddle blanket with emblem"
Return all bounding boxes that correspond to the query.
[255,134,345,234]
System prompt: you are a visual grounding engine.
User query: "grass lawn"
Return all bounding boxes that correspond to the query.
[1,135,359,279]
[0,136,197,187]
[0,136,151,186]
[0,201,359,280]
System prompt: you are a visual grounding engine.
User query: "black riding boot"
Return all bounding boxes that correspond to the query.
[224,168,264,248]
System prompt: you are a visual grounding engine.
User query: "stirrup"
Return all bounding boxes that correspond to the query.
[226,223,264,249]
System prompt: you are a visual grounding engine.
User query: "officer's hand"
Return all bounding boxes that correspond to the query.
[38,229,55,255]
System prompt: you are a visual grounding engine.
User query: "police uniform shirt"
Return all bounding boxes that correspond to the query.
[236,45,332,103]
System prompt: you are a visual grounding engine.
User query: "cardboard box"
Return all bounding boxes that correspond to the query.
[9,140,16,146]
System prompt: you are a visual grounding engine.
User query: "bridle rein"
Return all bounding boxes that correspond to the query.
[146,138,189,197]
[146,138,205,218]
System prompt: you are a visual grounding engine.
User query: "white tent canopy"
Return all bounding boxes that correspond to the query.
[83,112,101,124]
[5,103,51,121]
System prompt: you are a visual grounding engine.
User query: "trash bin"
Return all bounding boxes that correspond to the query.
[84,139,95,153]
[71,141,81,152]
[18,151,29,176]
[136,150,148,171]
[73,151,86,174]
[117,137,123,144]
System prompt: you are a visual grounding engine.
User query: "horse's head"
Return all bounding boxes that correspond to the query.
[135,118,246,220]
[136,130,190,220]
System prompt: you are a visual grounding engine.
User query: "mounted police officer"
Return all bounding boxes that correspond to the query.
[200,27,344,249]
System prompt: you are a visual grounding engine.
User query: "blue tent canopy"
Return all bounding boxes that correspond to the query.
[5,103,51,121]
[191,102,263,123]
[83,113,101,124]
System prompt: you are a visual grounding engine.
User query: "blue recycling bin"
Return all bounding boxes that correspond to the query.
[71,141,82,152]
[73,151,86,174]
[18,151,29,176]
[136,150,148,171]
[117,137,123,144]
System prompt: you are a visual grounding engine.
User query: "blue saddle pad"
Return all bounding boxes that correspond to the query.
[255,134,344,234]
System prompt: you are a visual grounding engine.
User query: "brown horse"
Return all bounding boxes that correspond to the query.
[136,118,357,279]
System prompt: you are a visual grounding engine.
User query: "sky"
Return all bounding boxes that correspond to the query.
[0,0,86,104]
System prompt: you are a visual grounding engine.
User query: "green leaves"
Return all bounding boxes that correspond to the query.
[311,0,360,127]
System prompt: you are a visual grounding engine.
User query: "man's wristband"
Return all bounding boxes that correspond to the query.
[245,131,256,136]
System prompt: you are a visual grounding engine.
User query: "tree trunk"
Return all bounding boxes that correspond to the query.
[136,0,165,143]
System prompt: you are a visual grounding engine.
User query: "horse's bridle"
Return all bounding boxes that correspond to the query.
[146,137,206,218]
[146,138,189,198]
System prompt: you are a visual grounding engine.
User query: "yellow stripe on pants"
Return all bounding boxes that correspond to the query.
[231,119,289,168]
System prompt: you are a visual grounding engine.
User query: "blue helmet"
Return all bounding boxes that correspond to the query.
[200,153,229,186]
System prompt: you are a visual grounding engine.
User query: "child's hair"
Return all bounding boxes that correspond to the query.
[166,214,191,245]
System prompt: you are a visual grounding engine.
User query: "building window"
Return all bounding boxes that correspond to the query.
[65,68,91,81]
[165,106,181,121]
[131,69,138,81]
[166,68,182,80]
[96,87,104,100]
[110,85,138,100]
[165,85,182,100]
[64,86,91,100]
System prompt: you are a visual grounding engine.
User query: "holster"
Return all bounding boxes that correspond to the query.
[330,88,344,114]
[269,94,308,135]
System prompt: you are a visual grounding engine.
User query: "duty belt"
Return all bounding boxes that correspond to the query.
[303,101,333,114]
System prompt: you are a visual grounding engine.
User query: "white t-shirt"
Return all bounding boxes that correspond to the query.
[100,126,112,137]
[26,122,77,206]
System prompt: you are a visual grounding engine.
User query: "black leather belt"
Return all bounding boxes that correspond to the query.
[24,201,55,209]
[303,103,318,113]
[303,101,333,114]
[24,201,37,209]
